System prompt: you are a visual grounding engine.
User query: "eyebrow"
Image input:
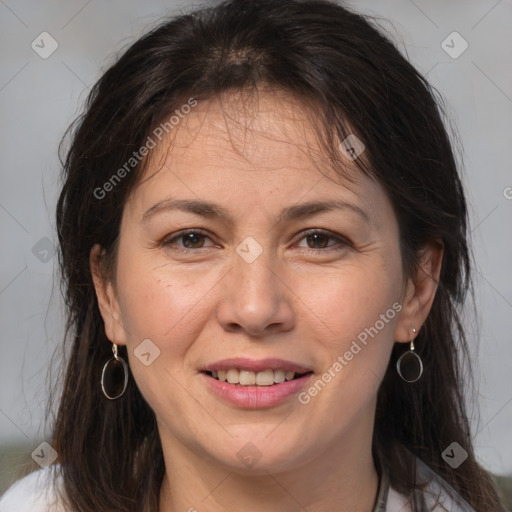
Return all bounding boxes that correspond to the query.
[141,198,371,225]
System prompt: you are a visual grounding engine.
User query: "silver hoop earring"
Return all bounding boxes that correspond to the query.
[396,329,423,383]
[101,343,129,399]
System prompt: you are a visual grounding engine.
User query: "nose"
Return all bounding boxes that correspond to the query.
[216,246,295,338]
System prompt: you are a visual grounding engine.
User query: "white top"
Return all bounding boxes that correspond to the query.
[0,466,64,512]
[0,458,477,512]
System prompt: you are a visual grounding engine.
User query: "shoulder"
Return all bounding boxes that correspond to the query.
[0,465,66,512]
[414,457,478,511]
[385,456,478,512]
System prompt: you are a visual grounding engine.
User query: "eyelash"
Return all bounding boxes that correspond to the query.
[161,228,351,254]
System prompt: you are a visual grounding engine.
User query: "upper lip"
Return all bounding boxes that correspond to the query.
[201,357,312,374]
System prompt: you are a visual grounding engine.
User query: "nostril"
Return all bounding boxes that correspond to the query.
[226,323,242,333]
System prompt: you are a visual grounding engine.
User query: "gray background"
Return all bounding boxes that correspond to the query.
[1,0,511,478]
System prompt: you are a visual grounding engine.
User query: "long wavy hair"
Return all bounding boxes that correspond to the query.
[50,0,505,510]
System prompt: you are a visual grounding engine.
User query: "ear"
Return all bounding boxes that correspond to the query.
[394,239,444,343]
[90,244,127,346]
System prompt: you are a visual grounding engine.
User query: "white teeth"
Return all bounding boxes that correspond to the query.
[210,368,301,385]
[226,369,239,384]
[274,369,286,383]
[239,370,256,385]
[255,369,274,386]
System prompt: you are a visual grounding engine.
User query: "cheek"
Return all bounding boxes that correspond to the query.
[290,257,402,407]
[116,247,180,333]
[114,253,218,409]
[115,249,224,357]
[296,262,401,344]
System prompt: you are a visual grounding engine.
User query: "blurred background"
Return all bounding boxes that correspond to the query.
[1,0,511,506]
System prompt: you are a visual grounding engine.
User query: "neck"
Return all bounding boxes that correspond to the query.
[158,424,379,512]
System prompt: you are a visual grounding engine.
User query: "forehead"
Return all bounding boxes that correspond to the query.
[126,89,381,222]
[159,90,337,175]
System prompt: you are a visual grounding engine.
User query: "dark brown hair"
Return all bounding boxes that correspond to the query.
[51,0,505,510]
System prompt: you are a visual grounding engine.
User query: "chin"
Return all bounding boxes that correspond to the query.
[202,429,315,474]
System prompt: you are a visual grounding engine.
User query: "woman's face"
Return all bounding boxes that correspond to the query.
[93,90,418,473]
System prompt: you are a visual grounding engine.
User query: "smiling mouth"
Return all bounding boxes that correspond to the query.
[203,369,313,386]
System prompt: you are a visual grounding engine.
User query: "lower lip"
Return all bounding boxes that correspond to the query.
[201,372,314,408]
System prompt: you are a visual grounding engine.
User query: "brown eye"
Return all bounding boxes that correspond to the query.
[180,232,206,248]
[297,229,350,252]
[162,230,214,251]
[305,233,330,249]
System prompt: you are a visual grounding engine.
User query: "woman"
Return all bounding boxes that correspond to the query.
[0,0,506,510]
